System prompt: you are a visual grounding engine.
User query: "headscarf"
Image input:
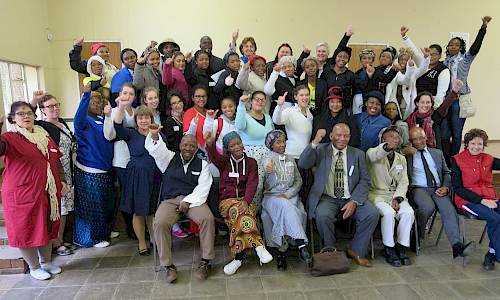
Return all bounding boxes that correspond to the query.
[86,55,106,77]
[222,131,241,153]
[265,129,286,150]
[91,43,106,55]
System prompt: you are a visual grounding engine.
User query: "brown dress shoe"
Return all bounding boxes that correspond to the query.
[346,249,372,267]
[194,260,210,280]
[165,265,178,283]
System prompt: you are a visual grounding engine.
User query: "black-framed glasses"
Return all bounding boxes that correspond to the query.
[15,111,35,118]
[42,103,61,110]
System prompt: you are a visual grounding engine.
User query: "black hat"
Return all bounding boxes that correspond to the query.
[333,46,352,61]
[364,90,385,108]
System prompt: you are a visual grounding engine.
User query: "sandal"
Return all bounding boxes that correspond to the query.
[138,248,151,256]
[55,246,73,256]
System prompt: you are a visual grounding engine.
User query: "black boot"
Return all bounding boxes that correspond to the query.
[298,245,312,268]
[397,244,411,266]
[384,246,401,267]
[452,241,475,258]
[483,252,496,271]
[276,252,287,271]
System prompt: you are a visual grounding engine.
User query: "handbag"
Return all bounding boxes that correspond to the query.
[458,93,476,118]
[310,247,350,277]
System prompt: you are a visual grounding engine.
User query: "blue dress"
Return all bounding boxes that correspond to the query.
[114,123,163,216]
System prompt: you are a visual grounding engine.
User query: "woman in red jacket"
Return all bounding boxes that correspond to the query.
[451,128,500,271]
[1,102,67,280]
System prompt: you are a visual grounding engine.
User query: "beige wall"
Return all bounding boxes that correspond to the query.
[1,0,499,138]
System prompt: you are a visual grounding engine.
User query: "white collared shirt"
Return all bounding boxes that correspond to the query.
[325,145,351,199]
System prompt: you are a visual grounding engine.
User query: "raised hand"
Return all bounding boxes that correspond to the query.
[149,40,158,49]
[116,94,133,108]
[265,161,273,173]
[225,76,235,86]
[366,65,375,78]
[232,29,239,42]
[31,90,46,106]
[100,77,107,86]
[103,102,112,117]
[400,26,409,37]
[185,51,193,63]
[148,123,162,140]
[165,57,173,65]
[452,79,463,93]
[206,109,216,119]
[74,37,84,46]
[273,63,281,73]
[302,44,311,54]
[83,82,91,93]
[277,92,288,106]
[482,16,492,26]
[204,131,215,146]
[391,62,401,72]
[421,47,431,58]
[240,95,250,103]
[346,24,354,37]
[313,129,326,144]
[136,55,146,65]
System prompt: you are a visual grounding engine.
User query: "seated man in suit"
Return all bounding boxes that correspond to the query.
[299,123,379,267]
[367,127,413,267]
[407,127,473,258]
[145,130,215,283]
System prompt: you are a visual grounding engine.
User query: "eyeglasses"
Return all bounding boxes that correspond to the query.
[252,97,266,102]
[42,103,61,110]
[15,111,35,118]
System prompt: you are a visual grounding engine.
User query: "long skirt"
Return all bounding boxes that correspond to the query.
[261,194,308,249]
[73,167,115,247]
[219,198,264,257]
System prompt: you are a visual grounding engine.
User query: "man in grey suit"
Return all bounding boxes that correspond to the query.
[298,123,379,267]
[407,127,473,258]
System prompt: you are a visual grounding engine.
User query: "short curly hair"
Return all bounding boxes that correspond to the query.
[464,128,489,148]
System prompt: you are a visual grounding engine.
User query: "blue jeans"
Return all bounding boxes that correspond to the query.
[441,100,466,159]
[463,203,500,260]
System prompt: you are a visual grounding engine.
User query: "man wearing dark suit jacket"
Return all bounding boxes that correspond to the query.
[407,127,473,258]
[299,123,379,267]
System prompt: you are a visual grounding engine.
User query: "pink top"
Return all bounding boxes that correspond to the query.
[162,63,190,105]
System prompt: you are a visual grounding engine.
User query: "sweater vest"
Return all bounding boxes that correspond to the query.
[161,153,203,201]
[416,62,448,95]
[453,150,497,209]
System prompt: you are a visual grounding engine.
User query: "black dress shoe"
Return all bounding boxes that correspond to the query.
[276,253,287,271]
[298,246,312,267]
[483,252,496,271]
[384,246,402,267]
[397,244,411,266]
[452,241,475,258]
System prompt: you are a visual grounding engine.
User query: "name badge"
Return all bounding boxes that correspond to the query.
[50,148,58,153]
[349,165,354,176]
[209,82,216,87]
[173,126,180,132]
[395,165,404,171]
[94,120,103,125]
[191,171,200,175]
[229,172,239,178]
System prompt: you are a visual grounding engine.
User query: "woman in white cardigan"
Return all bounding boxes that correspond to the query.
[385,27,430,120]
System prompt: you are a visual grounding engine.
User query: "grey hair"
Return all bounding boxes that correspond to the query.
[278,55,297,68]
[316,42,330,55]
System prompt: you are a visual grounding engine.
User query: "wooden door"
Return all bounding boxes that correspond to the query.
[348,44,388,73]
[77,41,122,94]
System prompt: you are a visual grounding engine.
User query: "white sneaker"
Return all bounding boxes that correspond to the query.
[29,268,51,280]
[41,263,62,275]
[223,259,242,275]
[255,246,273,264]
[93,241,110,248]
[110,231,120,239]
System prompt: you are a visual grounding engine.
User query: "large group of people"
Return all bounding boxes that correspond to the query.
[2,16,499,283]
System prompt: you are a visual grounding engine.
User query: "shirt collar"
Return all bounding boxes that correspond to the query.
[331,145,347,156]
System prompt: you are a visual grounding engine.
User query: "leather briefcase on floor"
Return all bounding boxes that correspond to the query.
[310,247,350,277]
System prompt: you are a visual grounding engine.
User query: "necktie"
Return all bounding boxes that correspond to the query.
[419,149,437,187]
[334,152,344,198]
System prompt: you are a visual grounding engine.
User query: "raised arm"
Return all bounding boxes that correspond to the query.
[144,126,176,173]
[401,27,424,67]
[162,58,174,88]
[74,84,92,131]
[469,16,491,56]
[236,63,250,91]
[69,37,88,74]
[271,93,289,125]
[235,96,249,131]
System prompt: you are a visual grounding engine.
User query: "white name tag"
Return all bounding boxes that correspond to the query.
[349,165,354,176]
[209,82,216,87]
[228,172,239,178]
[173,126,180,132]
[94,120,103,125]
[395,165,404,171]
[50,148,58,153]
[191,171,200,175]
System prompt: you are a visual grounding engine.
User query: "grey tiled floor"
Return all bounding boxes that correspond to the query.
[1,218,500,300]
